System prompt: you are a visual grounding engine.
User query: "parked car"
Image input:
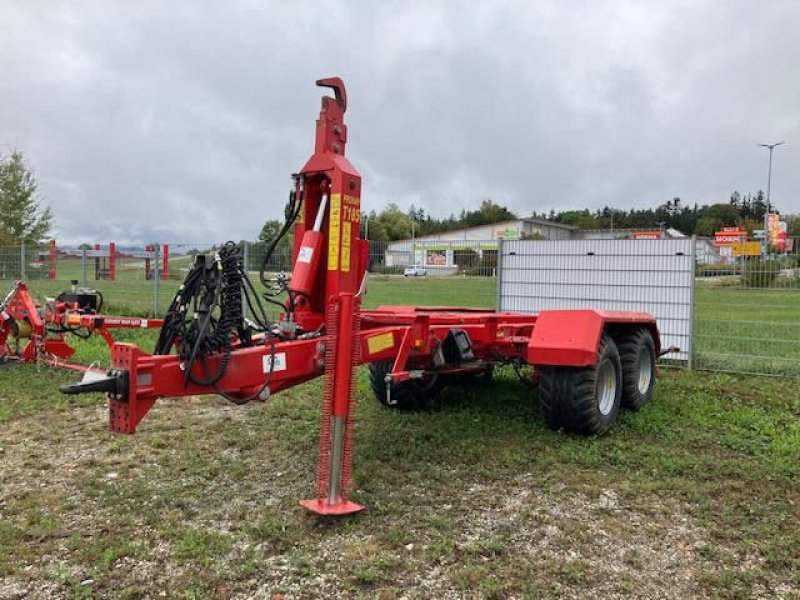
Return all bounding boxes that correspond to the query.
[403,265,427,277]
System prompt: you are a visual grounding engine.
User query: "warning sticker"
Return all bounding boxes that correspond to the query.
[327,194,341,270]
[366,332,395,355]
[67,314,81,326]
[263,352,287,373]
[298,246,314,264]
[341,221,351,272]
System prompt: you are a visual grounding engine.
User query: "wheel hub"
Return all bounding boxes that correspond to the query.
[597,358,617,416]
[637,346,653,394]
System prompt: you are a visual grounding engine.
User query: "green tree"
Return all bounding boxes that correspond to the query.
[0,150,53,244]
[375,204,412,240]
[462,199,516,227]
[785,214,800,237]
[694,203,739,236]
[258,219,293,269]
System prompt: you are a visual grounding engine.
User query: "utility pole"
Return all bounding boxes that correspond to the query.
[758,142,785,256]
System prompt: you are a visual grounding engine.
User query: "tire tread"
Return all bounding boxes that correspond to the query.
[617,328,656,411]
[538,334,621,436]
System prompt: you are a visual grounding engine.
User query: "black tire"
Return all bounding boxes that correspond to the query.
[617,328,656,411]
[368,360,439,410]
[538,333,622,436]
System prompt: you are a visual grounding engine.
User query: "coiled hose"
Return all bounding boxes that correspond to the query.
[155,241,271,391]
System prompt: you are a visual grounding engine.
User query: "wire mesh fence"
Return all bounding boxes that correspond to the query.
[693,236,800,376]
[2,236,799,376]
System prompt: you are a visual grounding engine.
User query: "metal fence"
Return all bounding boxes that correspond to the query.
[0,240,499,316]
[693,237,800,376]
[497,239,695,365]
[2,237,799,376]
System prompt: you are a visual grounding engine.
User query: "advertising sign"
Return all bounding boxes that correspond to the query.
[633,231,661,240]
[714,227,746,247]
[425,249,447,266]
[731,242,761,256]
[495,227,519,240]
[767,213,780,245]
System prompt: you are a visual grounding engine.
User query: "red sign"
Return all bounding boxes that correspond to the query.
[633,231,660,240]
[714,228,746,247]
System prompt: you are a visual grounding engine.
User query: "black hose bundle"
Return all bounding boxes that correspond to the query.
[46,323,92,339]
[155,241,272,389]
[153,180,303,400]
[259,182,303,314]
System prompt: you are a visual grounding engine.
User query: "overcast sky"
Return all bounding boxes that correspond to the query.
[1,0,798,244]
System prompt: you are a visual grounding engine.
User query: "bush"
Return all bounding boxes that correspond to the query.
[462,251,498,277]
[369,265,406,275]
[453,249,479,270]
[741,258,781,288]
[771,274,800,289]
[696,263,735,277]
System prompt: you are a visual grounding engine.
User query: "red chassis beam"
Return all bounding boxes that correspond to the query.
[93,306,659,436]
[101,308,540,434]
[55,312,164,351]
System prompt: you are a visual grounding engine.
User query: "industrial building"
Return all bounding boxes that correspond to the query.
[381,217,697,273]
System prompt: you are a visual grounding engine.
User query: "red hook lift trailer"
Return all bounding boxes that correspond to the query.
[61,78,665,516]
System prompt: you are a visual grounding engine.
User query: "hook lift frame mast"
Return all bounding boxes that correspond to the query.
[62,78,666,516]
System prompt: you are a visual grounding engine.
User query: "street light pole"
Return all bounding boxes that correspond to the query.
[410,217,415,265]
[758,142,785,255]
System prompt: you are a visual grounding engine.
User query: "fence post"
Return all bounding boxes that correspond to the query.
[242,241,250,320]
[688,235,696,370]
[20,243,25,280]
[495,238,503,311]
[81,248,87,286]
[49,240,57,280]
[161,244,169,281]
[154,244,161,317]
[109,242,116,281]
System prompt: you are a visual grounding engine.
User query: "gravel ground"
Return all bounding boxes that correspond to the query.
[1,372,798,599]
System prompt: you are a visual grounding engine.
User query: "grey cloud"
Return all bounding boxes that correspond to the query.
[1,0,797,244]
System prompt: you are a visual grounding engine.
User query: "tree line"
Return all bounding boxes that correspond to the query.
[277,194,796,242]
[544,192,797,238]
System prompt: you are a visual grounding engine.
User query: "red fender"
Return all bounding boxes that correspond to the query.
[527,310,659,367]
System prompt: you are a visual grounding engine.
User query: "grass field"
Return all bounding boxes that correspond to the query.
[1,275,799,598]
[693,284,800,376]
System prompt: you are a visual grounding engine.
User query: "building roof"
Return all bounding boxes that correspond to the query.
[578,227,687,239]
[393,217,577,243]
[520,217,579,230]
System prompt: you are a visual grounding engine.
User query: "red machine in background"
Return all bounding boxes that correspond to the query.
[62,78,666,516]
[0,280,162,370]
